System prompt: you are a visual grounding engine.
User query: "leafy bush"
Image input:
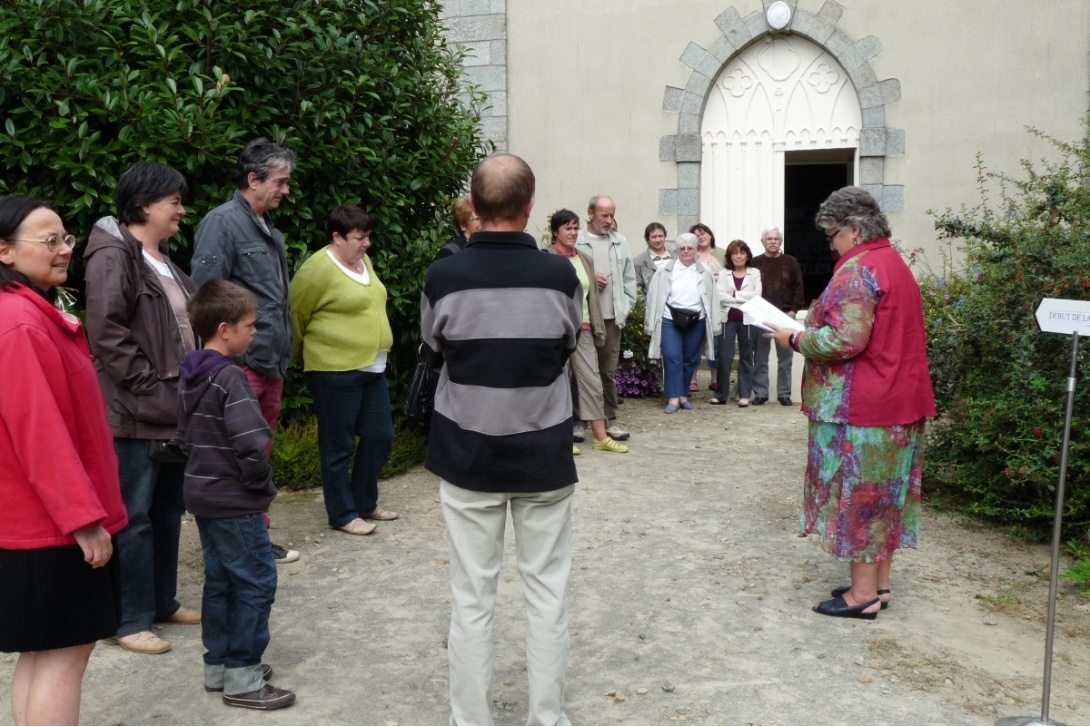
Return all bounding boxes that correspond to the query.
[920,120,1090,537]
[617,294,660,397]
[0,0,488,422]
[271,415,322,490]
[272,414,430,492]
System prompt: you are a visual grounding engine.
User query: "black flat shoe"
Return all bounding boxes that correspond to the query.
[812,595,880,620]
[751,397,767,405]
[831,585,891,609]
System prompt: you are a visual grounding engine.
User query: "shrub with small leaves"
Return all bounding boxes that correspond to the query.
[920,119,1090,538]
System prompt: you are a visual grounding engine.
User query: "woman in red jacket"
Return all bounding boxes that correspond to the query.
[766,187,936,620]
[0,196,128,724]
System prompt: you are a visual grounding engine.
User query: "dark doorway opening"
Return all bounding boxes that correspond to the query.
[783,151,854,307]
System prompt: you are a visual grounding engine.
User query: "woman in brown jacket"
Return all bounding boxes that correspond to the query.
[83,162,200,654]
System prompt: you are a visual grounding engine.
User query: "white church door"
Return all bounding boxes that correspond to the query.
[700,35,862,248]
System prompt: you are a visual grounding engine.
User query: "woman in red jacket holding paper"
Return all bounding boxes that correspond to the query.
[0,196,128,725]
[766,187,935,620]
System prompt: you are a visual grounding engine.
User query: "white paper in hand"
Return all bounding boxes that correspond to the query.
[740,295,804,333]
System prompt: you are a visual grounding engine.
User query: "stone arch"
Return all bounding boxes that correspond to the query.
[659,0,904,234]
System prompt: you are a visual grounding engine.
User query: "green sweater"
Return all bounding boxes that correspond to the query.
[290,249,393,372]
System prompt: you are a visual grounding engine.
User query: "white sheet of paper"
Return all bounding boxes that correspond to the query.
[740,295,804,333]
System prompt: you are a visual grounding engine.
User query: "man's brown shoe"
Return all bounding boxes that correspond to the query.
[165,606,201,625]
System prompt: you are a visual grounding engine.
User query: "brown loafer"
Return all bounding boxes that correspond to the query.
[362,507,399,521]
[339,518,377,536]
[164,606,201,624]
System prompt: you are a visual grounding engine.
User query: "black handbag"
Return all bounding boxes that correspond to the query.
[403,344,438,422]
[147,439,188,464]
[667,304,701,331]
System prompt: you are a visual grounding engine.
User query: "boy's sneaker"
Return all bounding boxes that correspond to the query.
[222,684,296,710]
[271,544,299,564]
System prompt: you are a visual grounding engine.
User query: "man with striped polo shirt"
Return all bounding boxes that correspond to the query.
[421,153,582,726]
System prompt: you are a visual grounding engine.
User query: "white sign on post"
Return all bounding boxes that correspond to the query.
[1035,298,1090,336]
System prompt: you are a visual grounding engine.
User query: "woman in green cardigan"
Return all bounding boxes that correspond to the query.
[290,205,398,536]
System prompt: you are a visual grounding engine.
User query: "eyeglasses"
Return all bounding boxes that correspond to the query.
[11,234,77,252]
[825,228,841,245]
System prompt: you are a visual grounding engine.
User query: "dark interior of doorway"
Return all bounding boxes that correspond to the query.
[783,151,853,307]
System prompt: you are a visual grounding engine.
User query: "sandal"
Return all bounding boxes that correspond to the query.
[708,397,727,405]
[831,585,891,610]
[738,398,750,407]
[689,381,699,392]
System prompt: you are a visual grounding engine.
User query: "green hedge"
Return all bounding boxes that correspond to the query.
[0,0,488,419]
[921,120,1090,537]
[272,414,428,491]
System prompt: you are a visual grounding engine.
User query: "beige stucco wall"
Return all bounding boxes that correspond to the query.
[504,0,1089,267]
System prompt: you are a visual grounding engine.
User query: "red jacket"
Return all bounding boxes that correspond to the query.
[799,238,936,427]
[0,285,128,549]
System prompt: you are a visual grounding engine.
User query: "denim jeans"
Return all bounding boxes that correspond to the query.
[114,438,185,636]
[305,370,395,528]
[752,326,794,399]
[196,513,277,693]
[660,317,706,398]
[717,320,754,399]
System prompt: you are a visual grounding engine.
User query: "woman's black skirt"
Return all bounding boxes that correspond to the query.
[0,539,121,653]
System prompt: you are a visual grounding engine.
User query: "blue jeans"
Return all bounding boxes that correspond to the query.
[114,438,185,636]
[305,370,395,528]
[661,317,705,398]
[752,326,794,399]
[717,321,754,399]
[196,514,276,681]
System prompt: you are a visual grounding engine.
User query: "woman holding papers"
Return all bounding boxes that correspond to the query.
[710,239,761,406]
[764,187,935,620]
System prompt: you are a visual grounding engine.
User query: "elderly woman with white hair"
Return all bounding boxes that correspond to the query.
[644,232,720,413]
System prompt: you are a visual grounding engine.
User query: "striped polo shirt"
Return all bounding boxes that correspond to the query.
[421,231,583,492]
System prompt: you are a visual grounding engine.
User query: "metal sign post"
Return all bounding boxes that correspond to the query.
[997,298,1090,726]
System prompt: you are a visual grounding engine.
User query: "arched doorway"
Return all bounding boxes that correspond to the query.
[699,34,861,303]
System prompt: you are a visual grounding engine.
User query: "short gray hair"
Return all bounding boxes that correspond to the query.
[235,138,295,189]
[587,194,614,213]
[760,226,782,240]
[814,186,891,241]
[675,232,698,248]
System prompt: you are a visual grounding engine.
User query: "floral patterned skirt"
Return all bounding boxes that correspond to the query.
[801,419,926,563]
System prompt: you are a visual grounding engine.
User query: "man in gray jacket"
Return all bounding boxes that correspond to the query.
[191,138,299,564]
[575,195,636,442]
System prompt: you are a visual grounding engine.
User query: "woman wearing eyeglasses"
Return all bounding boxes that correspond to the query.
[764,187,935,620]
[0,196,128,725]
[84,162,201,655]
